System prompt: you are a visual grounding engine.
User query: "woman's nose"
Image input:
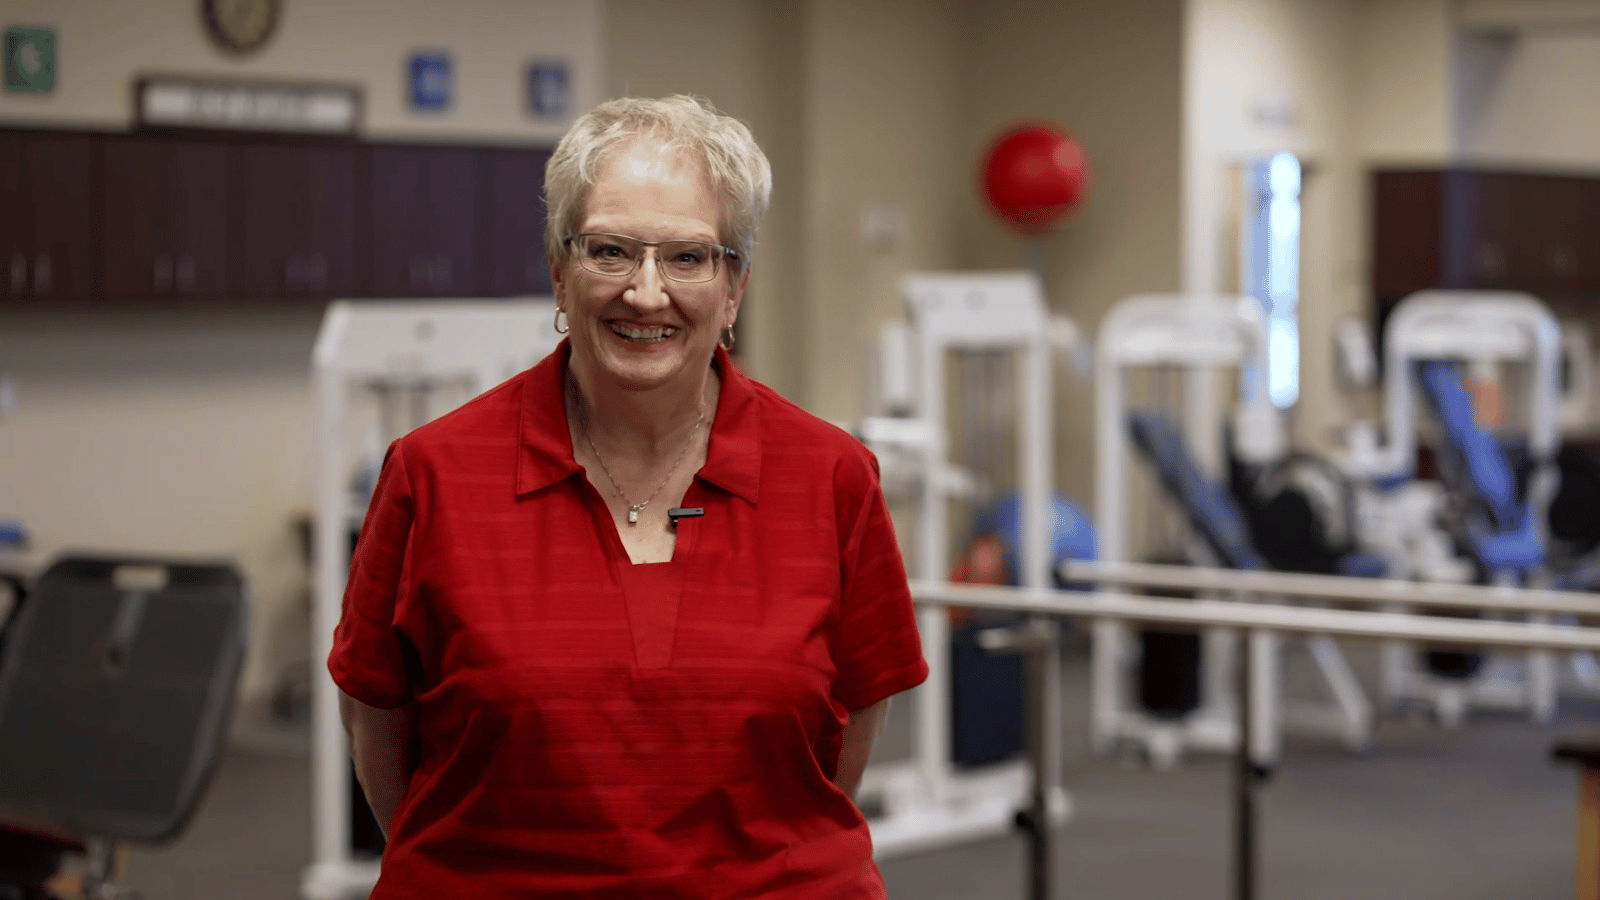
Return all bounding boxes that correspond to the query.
[626,249,671,309]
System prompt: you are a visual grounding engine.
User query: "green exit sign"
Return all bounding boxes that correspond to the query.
[4,26,56,94]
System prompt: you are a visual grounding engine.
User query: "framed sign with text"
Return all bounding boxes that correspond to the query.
[135,75,362,134]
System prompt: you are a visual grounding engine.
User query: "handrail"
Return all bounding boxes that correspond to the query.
[913,579,1600,650]
[1058,559,1600,617]
[909,575,1600,900]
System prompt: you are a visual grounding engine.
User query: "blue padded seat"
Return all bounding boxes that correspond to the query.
[1415,361,1546,575]
[1127,410,1265,571]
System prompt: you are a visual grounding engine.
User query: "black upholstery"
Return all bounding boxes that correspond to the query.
[0,555,248,846]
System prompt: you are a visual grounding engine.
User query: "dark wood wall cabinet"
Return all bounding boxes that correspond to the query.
[1372,168,1600,314]
[0,127,553,306]
[102,135,235,301]
[479,146,555,297]
[364,144,480,298]
[0,131,99,303]
[237,142,358,300]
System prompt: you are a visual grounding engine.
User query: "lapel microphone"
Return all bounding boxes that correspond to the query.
[667,507,704,525]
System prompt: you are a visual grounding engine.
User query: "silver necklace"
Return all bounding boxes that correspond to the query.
[573,379,706,525]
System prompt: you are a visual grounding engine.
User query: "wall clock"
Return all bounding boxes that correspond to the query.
[202,0,281,54]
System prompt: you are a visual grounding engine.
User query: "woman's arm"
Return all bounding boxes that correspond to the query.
[834,698,891,803]
[339,689,418,838]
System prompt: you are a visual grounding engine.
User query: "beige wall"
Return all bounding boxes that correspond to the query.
[1459,30,1600,171]
[1350,0,1456,164]
[798,1,965,422]
[0,0,604,141]
[958,0,1184,515]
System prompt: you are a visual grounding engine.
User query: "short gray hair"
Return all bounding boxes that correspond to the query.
[544,94,773,280]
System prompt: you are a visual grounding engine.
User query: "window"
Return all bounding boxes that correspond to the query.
[1241,152,1302,409]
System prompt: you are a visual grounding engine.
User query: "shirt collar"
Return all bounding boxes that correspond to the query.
[516,342,761,504]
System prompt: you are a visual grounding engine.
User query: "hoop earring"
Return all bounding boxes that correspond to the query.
[554,306,569,334]
[719,325,736,352]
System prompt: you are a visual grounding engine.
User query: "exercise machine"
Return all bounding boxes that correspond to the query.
[856,271,1071,856]
[304,299,557,900]
[1342,290,1563,726]
[0,554,248,900]
[1093,293,1372,769]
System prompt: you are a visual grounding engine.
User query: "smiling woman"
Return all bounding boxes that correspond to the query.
[328,95,928,900]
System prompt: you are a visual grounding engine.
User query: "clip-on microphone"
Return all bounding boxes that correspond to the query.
[667,507,704,527]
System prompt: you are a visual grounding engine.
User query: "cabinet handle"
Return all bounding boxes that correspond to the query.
[154,254,174,293]
[285,255,304,292]
[433,256,452,291]
[307,253,328,292]
[176,254,197,293]
[32,255,50,296]
[9,254,25,297]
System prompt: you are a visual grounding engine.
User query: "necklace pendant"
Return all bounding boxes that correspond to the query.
[627,507,640,524]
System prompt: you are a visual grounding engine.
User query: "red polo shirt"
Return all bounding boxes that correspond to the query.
[329,343,928,899]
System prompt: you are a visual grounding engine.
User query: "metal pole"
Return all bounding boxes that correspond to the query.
[978,619,1061,900]
[1233,627,1258,900]
[1025,627,1053,900]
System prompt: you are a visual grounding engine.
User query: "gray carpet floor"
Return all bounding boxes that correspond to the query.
[109,636,1587,899]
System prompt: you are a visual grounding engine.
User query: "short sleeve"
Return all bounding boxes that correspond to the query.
[831,453,929,713]
[328,439,418,709]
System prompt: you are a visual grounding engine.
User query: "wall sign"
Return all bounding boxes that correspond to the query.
[3,25,56,94]
[136,76,361,133]
[526,59,570,120]
[409,51,451,111]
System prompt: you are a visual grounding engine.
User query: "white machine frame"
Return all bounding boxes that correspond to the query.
[856,271,1068,856]
[1093,293,1372,768]
[1352,290,1563,726]
[304,298,558,900]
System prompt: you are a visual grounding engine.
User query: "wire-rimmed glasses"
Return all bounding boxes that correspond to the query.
[565,232,739,284]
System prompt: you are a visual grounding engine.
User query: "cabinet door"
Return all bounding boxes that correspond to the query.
[478,147,553,297]
[366,145,478,297]
[0,133,24,303]
[0,131,99,304]
[23,132,100,302]
[101,136,164,300]
[166,139,234,299]
[1543,174,1600,298]
[102,136,234,301]
[1507,174,1585,295]
[1580,178,1600,294]
[1372,170,1445,301]
[1442,171,1519,289]
[237,143,356,300]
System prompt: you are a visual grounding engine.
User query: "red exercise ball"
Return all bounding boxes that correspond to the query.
[979,123,1088,234]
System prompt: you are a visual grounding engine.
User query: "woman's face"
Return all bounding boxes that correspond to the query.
[552,140,745,395]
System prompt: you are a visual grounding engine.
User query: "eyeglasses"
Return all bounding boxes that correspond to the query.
[564,232,739,284]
